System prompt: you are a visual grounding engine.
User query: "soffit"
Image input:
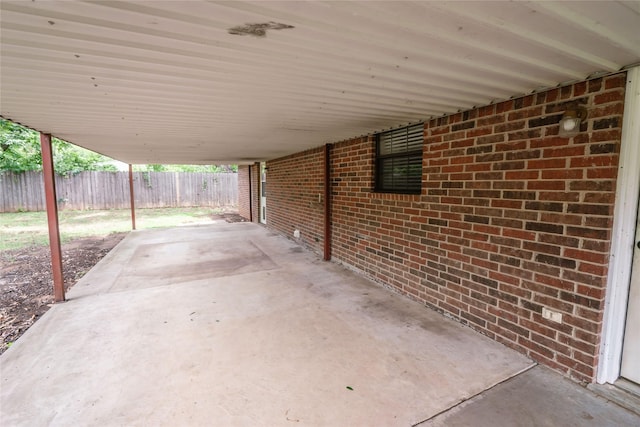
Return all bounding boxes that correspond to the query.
[1,1,639,164]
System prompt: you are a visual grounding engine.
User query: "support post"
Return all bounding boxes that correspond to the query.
[40,133,65,302]
[248,165,253,222]
[323,143,332,261]
[129,164,136,230]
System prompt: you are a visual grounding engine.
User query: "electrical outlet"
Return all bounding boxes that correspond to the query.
[293,229,301,239]
[542,307,562,323]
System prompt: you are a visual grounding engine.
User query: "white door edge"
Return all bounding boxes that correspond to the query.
[598,66,640,384]
[620,204,640,382]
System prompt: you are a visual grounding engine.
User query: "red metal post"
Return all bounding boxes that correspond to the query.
[248,165,253,222]
[128,164,136,230]
[323,143,332,261]
[40,133,65,302]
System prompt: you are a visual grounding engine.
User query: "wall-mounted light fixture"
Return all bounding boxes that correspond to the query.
[558,104,588,138]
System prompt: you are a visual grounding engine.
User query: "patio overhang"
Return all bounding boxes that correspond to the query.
[1,1,639,164]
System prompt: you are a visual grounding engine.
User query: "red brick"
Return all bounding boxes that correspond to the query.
[570,155,616,168]
[604,73,626,90]
[541,169,583,180]
[495,101,512,114]
[238,164,260,223]
[591,129,622,143]
[527,181,565,191]
[543,146,585,158]
[518,337,554,359]
[579,262,608,276]
[467,127,493,138]
[594,90,624,104]
[590,103,624,118]
[541,191,575,203]
[508,107,544,121]
[531,137,569,148]
[586,167,618,179]
[528,158,567,169]
[261,76,624,385]
[495,121,525,133]
[589,78,603,93]
[573,81,587,97]
[535,273,574,291]
[505,170,539,180]
[563,248,607,264]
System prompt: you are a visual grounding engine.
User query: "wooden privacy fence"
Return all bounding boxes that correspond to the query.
[0,171,238,212]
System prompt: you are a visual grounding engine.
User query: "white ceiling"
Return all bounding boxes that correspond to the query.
[1,1,639,164]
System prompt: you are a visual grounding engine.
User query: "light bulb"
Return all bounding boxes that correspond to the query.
[562,118,578,132]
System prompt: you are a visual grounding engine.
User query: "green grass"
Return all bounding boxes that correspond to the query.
[0,207,223,251]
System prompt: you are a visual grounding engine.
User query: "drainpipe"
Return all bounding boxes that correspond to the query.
[248,165,253,222]
[40,133,65,302]
[128,164,136,230]
[324,143,332,261]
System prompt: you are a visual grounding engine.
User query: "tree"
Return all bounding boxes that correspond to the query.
[52,140,117,175]
[0,119,117,175]
[134,164,238,173]
[0,119,42,172]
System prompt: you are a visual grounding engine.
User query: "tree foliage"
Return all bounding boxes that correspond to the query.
[52,140,118,175]
[133,164,238,173]
[0,119,42,172]
[1,119,117,175]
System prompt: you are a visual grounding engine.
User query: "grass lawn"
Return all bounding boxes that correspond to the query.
[0,207,224,251]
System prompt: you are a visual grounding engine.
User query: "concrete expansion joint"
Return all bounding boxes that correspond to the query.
[412,363,539,427]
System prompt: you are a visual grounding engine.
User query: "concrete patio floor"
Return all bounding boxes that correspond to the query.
[1,222,638,426]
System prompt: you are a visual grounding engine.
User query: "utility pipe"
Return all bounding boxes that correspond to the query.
[248,164,253,222]
[324,143,332,261]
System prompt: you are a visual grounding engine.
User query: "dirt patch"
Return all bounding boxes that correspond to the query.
[212,212,247,223]
[0,233,126,354]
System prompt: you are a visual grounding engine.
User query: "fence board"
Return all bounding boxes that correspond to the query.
[0,171,238,212]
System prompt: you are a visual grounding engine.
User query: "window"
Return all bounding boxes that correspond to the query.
[375,123,423,194]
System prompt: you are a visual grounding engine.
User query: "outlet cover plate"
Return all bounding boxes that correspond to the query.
[542,307,563,323]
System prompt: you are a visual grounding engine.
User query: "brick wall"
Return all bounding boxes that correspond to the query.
[238,165,250,220]
[265,72,627,382]
[266,147,326,255]
[238,163,260,222]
